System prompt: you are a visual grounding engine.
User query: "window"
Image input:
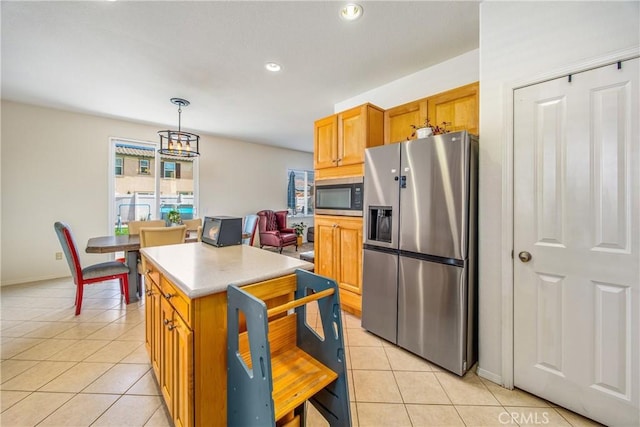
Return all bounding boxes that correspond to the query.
[287,169,314,216]
[163,161,176,179]
[115,157,123,176]
[139,159,150,175]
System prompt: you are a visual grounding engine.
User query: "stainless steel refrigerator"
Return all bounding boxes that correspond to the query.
[361,131,478,376]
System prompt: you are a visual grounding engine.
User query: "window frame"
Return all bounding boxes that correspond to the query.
[109,138,199,239]
[163,161,176,179]
[138,158,150,175]
[287,169,315,217]
[115,157,124,176]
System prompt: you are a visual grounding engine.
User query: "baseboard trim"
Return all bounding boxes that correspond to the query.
[1,274,70,287]
[477,367,504,387]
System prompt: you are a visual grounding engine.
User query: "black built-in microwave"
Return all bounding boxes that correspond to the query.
[315,177,363,217]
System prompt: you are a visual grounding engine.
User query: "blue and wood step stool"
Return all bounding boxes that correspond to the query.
[227,269,351,427]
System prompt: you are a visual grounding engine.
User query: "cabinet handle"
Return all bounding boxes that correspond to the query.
[146,269,151,275]
[164,293,173,300]
[164,319,175,330]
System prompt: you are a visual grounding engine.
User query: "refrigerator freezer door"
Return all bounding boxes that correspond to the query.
[361,248,398,344]
[364,144,401,250]
[399,132,470,260]
[397,256,467,375]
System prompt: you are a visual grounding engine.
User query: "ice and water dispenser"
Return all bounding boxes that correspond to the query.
[368,207,393,243]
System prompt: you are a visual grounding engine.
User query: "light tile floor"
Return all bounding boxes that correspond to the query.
[0,277,603,426]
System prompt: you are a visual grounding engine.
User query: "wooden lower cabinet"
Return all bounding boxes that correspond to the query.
[159,297,176,412]
[314,215,363,316]
[172,309,193,427]
[143,254,302,426]
[143,259,227,426]
[144,277,161,379]
[148,281,194,427]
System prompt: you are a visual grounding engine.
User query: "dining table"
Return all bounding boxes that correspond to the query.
[85,232,198,303]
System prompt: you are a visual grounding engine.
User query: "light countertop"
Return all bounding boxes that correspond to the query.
[140,242,314,299]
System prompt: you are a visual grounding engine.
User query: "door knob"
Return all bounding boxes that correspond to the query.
[518,251,532,263]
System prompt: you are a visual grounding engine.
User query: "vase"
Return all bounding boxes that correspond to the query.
[417,127,433,138]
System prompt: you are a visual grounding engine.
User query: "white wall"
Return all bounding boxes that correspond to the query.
[335,49,479,112]
[479,1,639,383]
[0,101,312,286]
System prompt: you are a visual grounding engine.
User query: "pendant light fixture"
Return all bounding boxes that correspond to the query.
[158,98,200,157]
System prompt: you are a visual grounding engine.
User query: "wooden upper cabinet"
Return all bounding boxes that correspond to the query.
[384,82,480,144]
[338,103,384,167]
[339,106,366,166]
[314,103,383,178]
[384,98,428,144]
[427,82,479,135]
[314,114,338,170]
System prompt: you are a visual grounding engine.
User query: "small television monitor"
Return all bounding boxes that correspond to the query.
[201,216,242,247]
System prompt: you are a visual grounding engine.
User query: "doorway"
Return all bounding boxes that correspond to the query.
[513,58,639,426]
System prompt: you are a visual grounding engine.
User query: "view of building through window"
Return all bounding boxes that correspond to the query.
[287,169,314,216]
[112,140,197,234]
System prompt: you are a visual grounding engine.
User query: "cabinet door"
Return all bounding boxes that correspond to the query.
[145,284,162,379]
[144,286,154,354]
[314,218,337,279]
[427,82,479,135]
[335,217,363,294]
[339,105,366,166]
[384,99,428,144]
[173,313,193,427]
[160,297,175,407]
[314,115,338,169]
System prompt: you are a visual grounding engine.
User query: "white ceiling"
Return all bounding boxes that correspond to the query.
[1,1,479,153]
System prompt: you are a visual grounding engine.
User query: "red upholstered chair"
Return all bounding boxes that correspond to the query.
[54,222,130,315]
[256,210,298,253]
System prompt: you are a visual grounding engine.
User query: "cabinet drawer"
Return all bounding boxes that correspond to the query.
[160,277,192,328]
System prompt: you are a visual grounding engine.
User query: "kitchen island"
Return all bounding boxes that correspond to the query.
[140,242,313,427]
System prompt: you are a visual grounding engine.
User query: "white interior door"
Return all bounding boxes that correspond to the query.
[513,58,639,426]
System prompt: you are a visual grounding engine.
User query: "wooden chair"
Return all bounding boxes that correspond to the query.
[139,226,187,276]
[54,221,130,315]
[182,218,202,240]
[242,214,259,246]
[127,219,165,235]
[139,225,187,248]
[115,219,166,264]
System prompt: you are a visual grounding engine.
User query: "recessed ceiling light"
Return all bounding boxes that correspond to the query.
[340,3,363,21]
[265,62,282,72]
